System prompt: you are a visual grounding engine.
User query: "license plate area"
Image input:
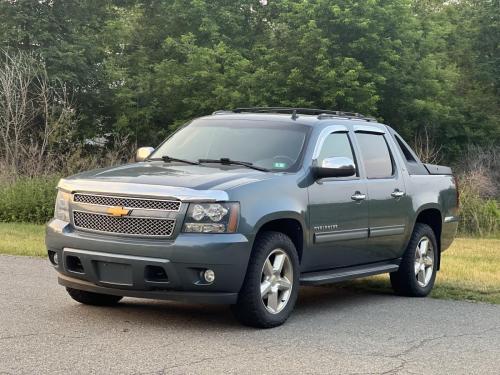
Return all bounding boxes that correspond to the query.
[94,261,133,286]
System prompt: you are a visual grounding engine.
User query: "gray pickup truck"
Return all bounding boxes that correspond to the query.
[46,107,459,328]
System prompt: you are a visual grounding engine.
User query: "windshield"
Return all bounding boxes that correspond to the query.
[150,119,310,171]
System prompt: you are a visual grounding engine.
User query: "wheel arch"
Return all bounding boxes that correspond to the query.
[253,214,305,263]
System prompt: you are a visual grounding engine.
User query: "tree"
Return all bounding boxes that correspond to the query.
[0,0,112,137]
[0,0,497,162]
[0,50,75,177]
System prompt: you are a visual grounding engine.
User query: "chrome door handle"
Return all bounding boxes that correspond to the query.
[351,192,366,201]
[391,190,405,198]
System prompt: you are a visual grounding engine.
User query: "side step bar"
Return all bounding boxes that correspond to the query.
[300,261,400,286]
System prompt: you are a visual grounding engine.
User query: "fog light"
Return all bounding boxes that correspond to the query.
[203,269,215,283]
[48,250,58,266]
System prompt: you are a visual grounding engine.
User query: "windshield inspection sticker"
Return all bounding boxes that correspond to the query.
[273,162,288,169]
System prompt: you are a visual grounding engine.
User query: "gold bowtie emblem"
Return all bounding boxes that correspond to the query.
[107,206,130,217]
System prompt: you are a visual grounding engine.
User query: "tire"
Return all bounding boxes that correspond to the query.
[390,223,438,297]
[66,287,123,306]
[232,231,300,328]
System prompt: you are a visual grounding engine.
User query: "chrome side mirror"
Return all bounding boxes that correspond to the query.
[135,147,154,162]
[313,157,356,179]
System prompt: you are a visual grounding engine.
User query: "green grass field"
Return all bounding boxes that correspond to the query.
[1,223,499,304]
[0,223,46,257]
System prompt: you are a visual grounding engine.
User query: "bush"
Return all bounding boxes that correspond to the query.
[458,191,499,238]
[0,176,59,224]
[455,145,499,238]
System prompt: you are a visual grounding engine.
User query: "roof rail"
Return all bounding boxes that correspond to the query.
[317,113,376,122]
[213,107,375,122]
[211,110,233,115]
[233,107,335,115]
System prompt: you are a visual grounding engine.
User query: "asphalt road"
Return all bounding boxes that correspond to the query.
[1,255,499,375]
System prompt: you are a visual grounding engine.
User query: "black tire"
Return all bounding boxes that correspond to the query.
[231,231,300,328]
[66,287,123,306]
[390,223,438,297]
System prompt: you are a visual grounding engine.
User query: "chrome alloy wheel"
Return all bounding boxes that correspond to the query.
[414,236,435,287]
[260,249,294,314]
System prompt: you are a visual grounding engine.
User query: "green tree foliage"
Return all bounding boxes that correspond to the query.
[0,0,111,136]
[0,0,498,161]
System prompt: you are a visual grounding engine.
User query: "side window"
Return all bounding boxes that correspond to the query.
[395,135,416,162]
[355,133,394,179]
[317,132,356,170]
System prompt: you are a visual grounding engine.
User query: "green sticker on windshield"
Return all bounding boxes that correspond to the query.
[273,162,287,169]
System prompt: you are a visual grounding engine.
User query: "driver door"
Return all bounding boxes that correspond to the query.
[305,130,370,271]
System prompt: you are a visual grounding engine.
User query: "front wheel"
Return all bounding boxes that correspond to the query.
[232,231,299,328]
[390,223,438,297]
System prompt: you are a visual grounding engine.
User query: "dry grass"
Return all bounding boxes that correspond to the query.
[0,224,498,303]
[432,238,500,303]
[335,238,500,304]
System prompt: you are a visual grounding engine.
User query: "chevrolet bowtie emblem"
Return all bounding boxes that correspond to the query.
[107,206,130,217]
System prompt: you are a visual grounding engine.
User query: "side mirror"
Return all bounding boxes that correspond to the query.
[313,157,356,179]
[135,147,154,162]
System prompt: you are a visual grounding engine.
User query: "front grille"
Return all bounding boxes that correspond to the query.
[73,193,181,211]
[73,211,175,237]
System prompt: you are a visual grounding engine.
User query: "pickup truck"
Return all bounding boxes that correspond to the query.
[46,107,459,328]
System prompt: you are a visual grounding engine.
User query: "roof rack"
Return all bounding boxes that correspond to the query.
[212,107,375,122]
[212,110,234,115]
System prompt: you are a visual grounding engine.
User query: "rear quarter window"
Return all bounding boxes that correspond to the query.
[395,135,416,162]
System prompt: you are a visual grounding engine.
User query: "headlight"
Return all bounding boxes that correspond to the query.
[54,190,71,222]
[183,202,239,233]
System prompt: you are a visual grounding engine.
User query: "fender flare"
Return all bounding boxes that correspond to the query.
[250,211,307,252]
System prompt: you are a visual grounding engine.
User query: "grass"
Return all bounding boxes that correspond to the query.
[0,222,46,257]
[0,223,499,304]
[333,238,500,304]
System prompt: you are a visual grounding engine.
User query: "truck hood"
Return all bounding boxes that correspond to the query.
[63,161,274,191]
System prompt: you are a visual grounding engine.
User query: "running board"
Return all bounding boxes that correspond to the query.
[300,261,400,286]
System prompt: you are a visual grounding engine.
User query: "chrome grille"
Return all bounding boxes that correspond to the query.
[73,211,175,237]
[73,193,181,211]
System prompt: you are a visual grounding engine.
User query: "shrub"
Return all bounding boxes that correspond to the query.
[458,173,500,237]
[454,145,499,237]
[0,176,59,224]
[458,190,499,238]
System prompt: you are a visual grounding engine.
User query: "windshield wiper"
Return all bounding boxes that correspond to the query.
[198,158,270,172]
[148,155,200,165]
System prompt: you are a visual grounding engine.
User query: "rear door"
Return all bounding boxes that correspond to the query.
[306,127,370,271]
[354,128,410,260]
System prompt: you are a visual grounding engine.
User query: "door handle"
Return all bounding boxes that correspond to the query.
[391,190,405,198]
[351,192,366,201]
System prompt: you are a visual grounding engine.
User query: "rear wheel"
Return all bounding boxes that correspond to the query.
[66,287,123,306]
[232,231,299,328]
[390,223,438,297]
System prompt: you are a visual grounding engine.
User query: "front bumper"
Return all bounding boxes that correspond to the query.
[46,219,252,304]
